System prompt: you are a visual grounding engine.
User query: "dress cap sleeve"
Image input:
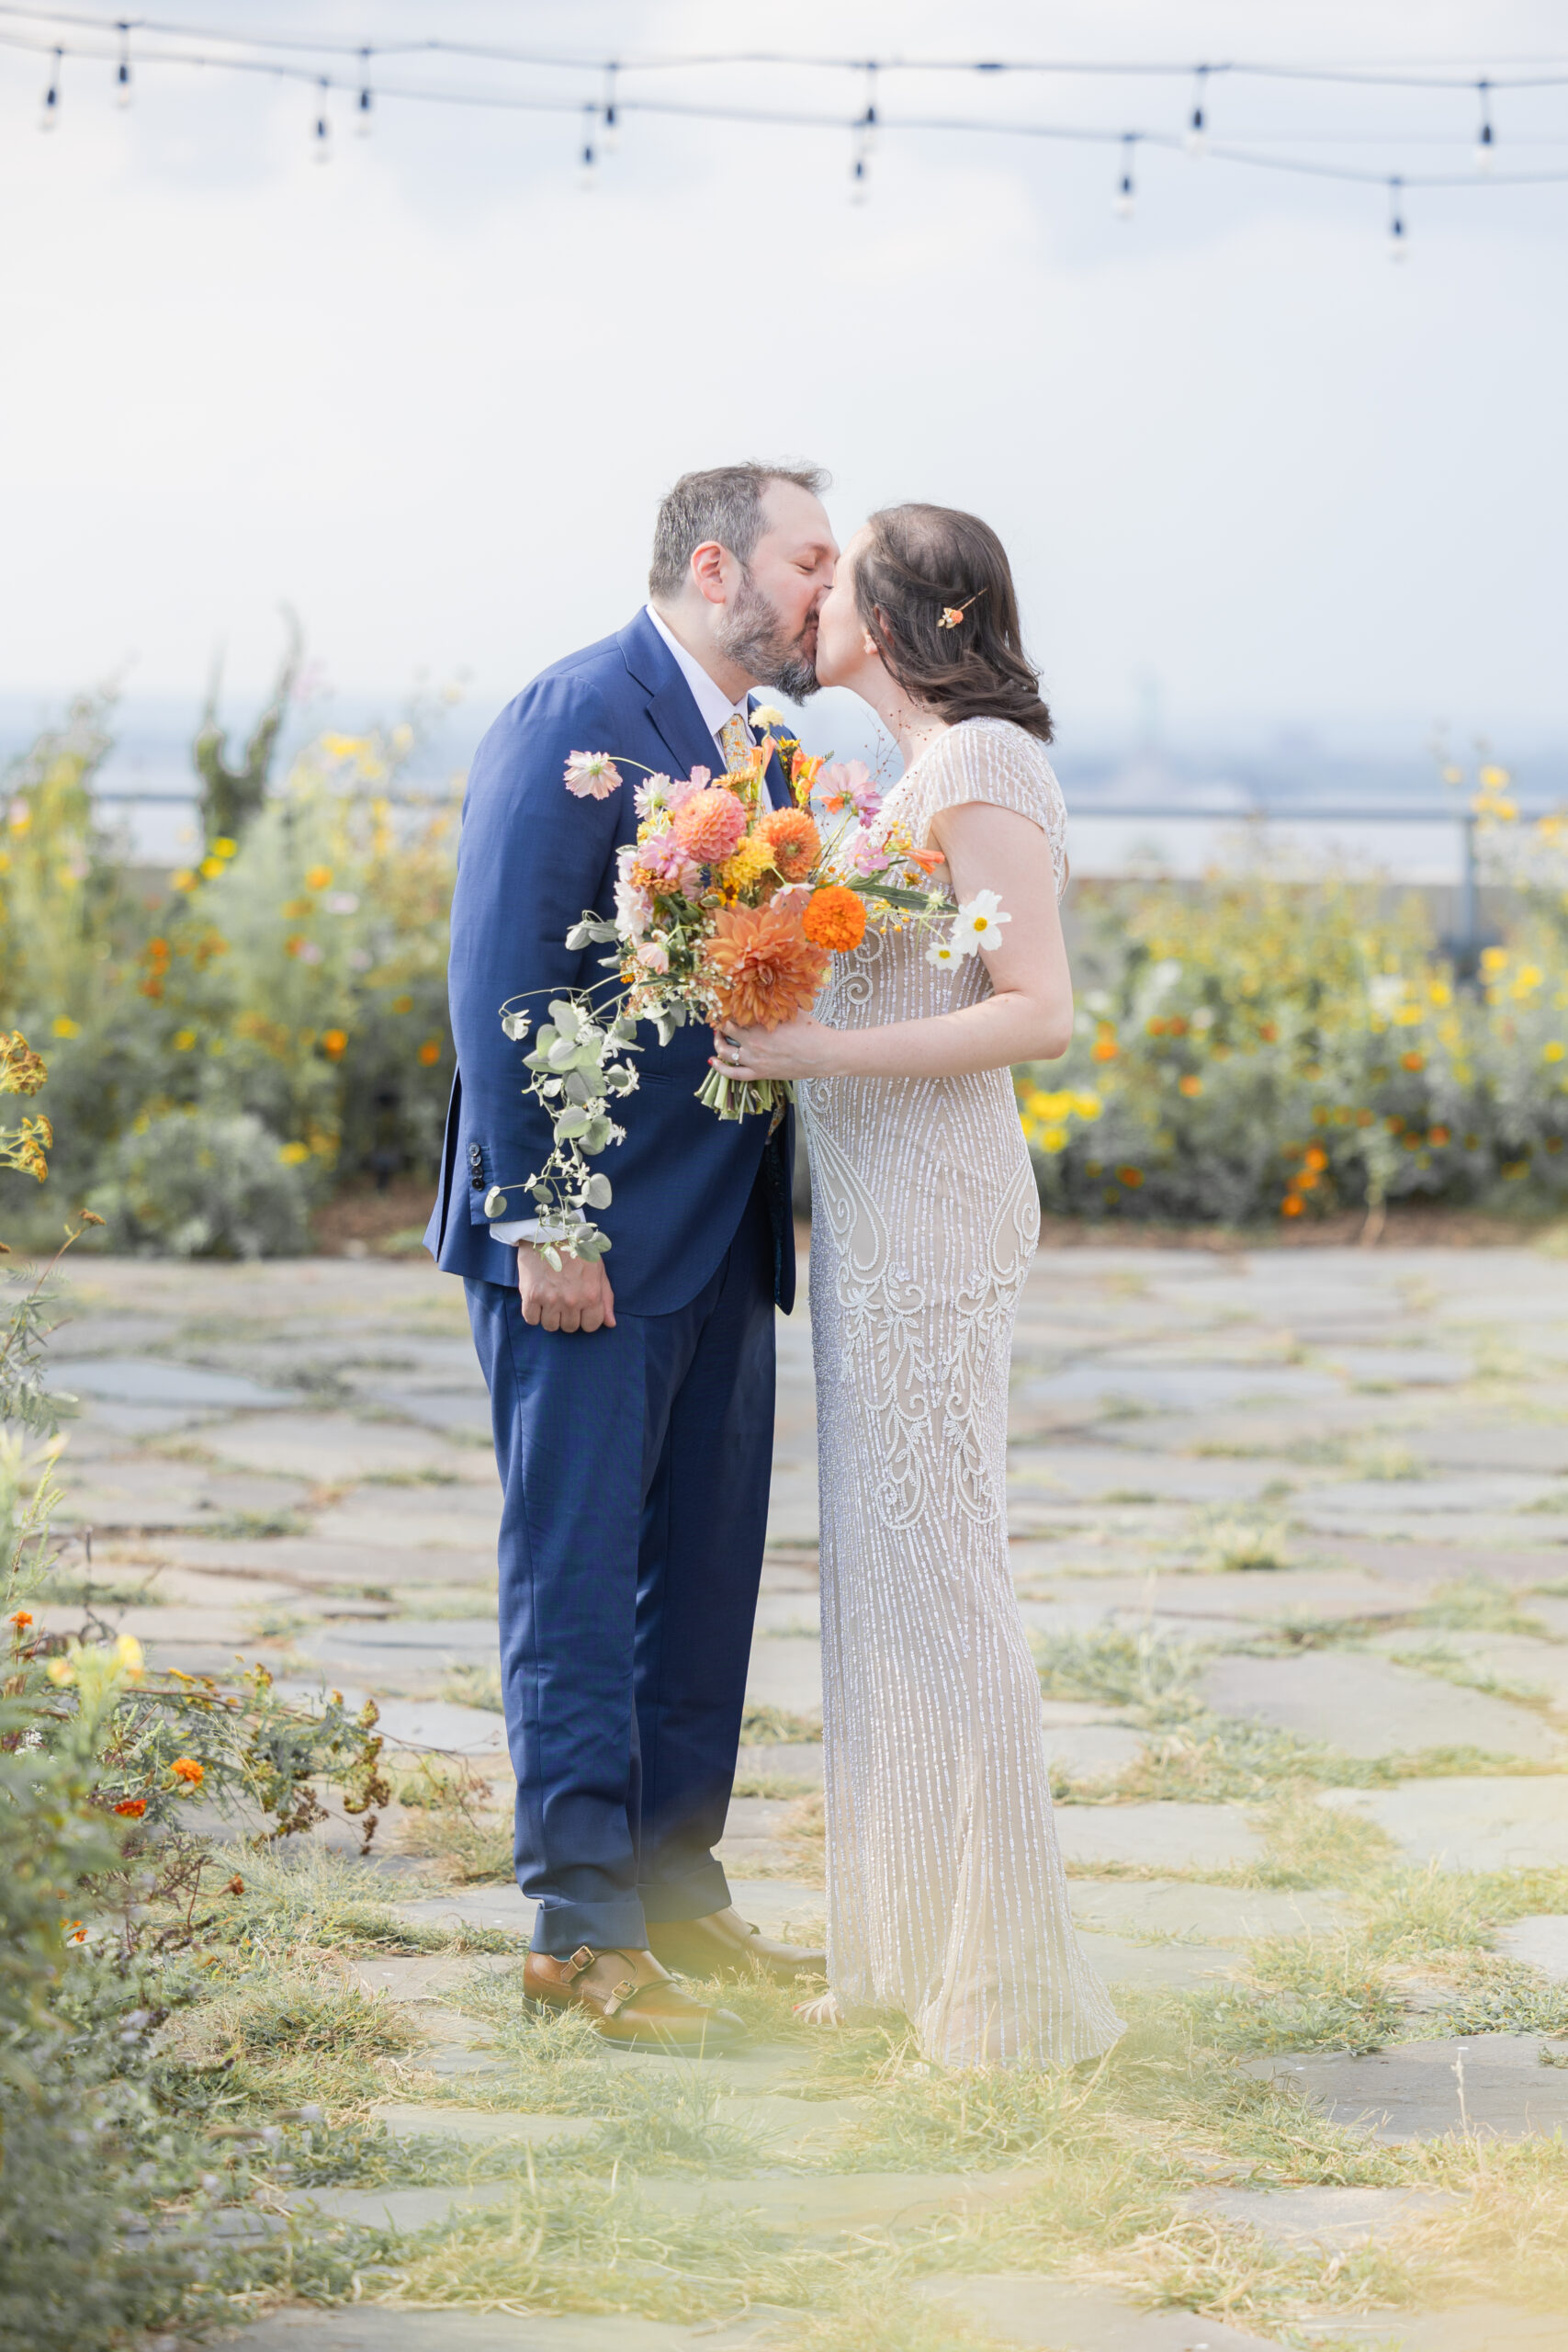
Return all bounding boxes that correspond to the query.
[908,718,1067,898]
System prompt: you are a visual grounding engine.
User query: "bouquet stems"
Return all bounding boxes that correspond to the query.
[694,1070,795,1123]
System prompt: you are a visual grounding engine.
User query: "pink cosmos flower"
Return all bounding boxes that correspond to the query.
[564,751,622,800]
[636,940,671,973]
[820,759,881,821]
[844,824,884,877]
[665,766,708,812]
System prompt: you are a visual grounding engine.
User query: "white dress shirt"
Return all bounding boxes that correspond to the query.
[490,611,774,1249]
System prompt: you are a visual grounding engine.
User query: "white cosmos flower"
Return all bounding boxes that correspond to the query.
[925,934,961,969]
[954,889,1010,955]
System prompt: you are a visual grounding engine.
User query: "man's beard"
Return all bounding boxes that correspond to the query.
[716,571,821,702]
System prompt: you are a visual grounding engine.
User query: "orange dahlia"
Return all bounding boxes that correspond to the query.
[759,805,821,882]
[673,786,748,865]
[705,902,828,1030]
[801,885,867,954]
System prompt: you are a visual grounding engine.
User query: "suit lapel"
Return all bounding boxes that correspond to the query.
[616,609,723,785]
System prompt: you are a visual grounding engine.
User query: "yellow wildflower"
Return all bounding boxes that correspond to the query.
[278,1141,310,1165]
[173,1030,197,1051]
[51,1015,80,1039]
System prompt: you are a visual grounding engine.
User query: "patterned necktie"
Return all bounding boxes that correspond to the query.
[718,713,754,775]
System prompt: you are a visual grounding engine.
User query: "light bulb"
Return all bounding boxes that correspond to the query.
[1186,114,1206,160]
[1474,123,1495,173]
[116,61,132,109]
[601,102,619,154]
[39,50,61,131]
[579,142,597,190]
[849,152,869,204]
[1388,217,1407,263]
[1115,179,1135,220]
[355,88,373,138]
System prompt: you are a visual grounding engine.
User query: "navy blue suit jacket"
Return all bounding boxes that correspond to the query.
[425,610,796,1317]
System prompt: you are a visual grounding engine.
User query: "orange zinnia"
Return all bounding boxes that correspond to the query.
[705,902,828,1030]
[801,886,866,954]
[759,805,820,882]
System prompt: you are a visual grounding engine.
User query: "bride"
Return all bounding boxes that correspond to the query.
[712,504,1123,2068]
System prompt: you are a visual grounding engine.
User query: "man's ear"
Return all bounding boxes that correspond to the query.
[690,540,729,606]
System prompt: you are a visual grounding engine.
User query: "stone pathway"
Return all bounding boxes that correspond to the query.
[39,1241,1568,2349]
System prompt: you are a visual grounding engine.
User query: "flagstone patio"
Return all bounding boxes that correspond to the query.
[37,1235,1568,2349]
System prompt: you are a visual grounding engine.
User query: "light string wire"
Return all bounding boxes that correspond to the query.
[4,5,1568,89]
[5,10,1568,205]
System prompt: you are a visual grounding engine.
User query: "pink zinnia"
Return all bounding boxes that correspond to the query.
[673,787,748,865]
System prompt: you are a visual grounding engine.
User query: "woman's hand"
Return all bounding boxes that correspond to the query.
[710,1013,841,1082]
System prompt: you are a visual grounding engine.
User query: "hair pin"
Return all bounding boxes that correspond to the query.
[937,588,987,630]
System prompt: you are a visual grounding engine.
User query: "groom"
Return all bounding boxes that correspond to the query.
[426,463,839,2045]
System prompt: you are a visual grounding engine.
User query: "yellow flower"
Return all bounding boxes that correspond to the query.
[306,865,334,890]
[8,805,30,833]
[278,1140,310,1165]
[391,994,413,1015]
[1546,1042,1566,1064]
[1071,1091,1102,1121]
[1427,980,1452,1007]
[51,1015,80,1039]
[114,1634,144,1679]
[199,856,224,880]
[1179,1073,1202,1096]
[173,1029,197,1051]
[1037,1124,1067,1152]
[171,869,197,892]
[46,1657,74,1687]
[212,836,238,858]
[1480,946,1509,975]
[718,834,778,895]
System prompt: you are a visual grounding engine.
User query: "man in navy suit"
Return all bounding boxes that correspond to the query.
[426,464,838,2045]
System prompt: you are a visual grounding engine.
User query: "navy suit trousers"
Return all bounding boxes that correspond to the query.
[465,1175,775,1956]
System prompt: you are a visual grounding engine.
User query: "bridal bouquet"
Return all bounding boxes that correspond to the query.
[484,719,1008,1263]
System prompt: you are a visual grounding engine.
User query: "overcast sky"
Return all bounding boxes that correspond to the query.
[3,0,1564,757]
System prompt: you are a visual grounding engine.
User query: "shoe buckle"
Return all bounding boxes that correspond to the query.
[564,1945,596,1980]
[602,1976,638,2018]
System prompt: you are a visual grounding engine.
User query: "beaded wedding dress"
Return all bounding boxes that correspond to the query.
[797,718,1124,2068]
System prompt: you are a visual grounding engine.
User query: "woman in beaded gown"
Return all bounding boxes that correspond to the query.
[712,505,1123,2069]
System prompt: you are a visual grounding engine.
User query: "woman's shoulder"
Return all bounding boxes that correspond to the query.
[914,717,1063,806]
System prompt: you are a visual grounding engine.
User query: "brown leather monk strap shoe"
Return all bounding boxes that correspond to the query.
[647,1906,827,1984]
[523,1944,744,2049]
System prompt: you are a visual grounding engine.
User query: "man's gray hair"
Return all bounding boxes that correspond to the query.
[649,461,829,599]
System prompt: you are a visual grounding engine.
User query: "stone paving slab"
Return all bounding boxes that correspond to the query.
[637,2167,1044,2229]
[369,2104,597,2146]
[920,2277,1289,2350]
[1052,1802,1265,1873]
[743,1636,822,1714]
[1321,1777,1568,1868]
[1184,2184,1461,2245]
[1369,1632,1568,1712]
[1495,1917,1568,1978]
[1066,1880,1349,1941]
[199,1414,498,1483]
[220,2311,765,2351]
[1247,2033,1568,2141]
[1199,1651,1562,1760]
[160,1538,495,1589]
[1040,1571,1413,1623]
[1077,1932,1239,1989]
[1044,1724,1148,1779]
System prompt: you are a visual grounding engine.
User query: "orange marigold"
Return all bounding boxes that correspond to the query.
[759,805,821,883]
[801,886,866,954]
[705,902,828,1031]
[673,786,748,865]
[114,1797,147,1818]
[171,1757,204,1787]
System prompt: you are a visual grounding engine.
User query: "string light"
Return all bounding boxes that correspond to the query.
[113,17,130,107]
[312,75,329,162]
[1114,133,1136,220]
[1474,79,1495,172]
[1186,63,1209,159]
[1388,175,1408,260]
[355,47,372,136]
[600,62,618,153]
[578,99,596,188]
[858,60,879,154]
[38,40,58,128]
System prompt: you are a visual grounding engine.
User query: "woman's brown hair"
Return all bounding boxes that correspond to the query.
[852,503,1054,745]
